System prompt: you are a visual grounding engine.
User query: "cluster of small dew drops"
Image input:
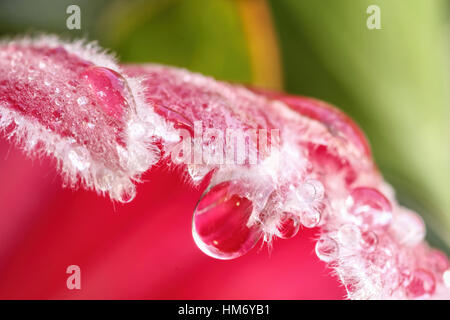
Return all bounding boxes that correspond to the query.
[190,150,450,299]
[135,67,450,299]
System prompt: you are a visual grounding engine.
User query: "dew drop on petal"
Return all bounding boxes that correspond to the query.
[360,230,378,253]
[80,66,129,119]
[154,105,194,136]
[368,250,392,273]
[404,269,436,299]
[347,187,392,229]
[299,207,321,228]
[276,212,300,239]
[192,181,262,260]
[315,236,339,262]
[117,182,136,204]
[300,179,324,202]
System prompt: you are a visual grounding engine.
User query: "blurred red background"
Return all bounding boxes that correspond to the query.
[0,136,344,299]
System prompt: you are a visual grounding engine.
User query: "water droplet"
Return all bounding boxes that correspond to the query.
[116,181,136,203]
[154,105,194,136]
[368,249,393,273]
[347,187,392,229]
[299,207,321,228]
[300,179,324,202]
[80,66,129,119]
[276,212,300,239]
[315,236,339,262]
[404,269,436,299]
[360,230,378,252]
[192,181,262,260]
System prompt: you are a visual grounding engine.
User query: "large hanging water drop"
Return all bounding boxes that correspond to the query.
[192,181,262,260]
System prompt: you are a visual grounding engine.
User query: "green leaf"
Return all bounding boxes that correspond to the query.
[95,0,251,83]
[269,0,450,251]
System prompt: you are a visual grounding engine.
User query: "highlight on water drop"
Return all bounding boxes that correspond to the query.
[192,181,263,260]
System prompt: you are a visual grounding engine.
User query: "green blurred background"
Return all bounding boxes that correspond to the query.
[0,0,449,253]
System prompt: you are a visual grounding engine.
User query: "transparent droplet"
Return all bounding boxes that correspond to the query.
[368,250,393,273]
[360,230,378,253]
[80,66,129,119]
[300,179,324,202]
[299,206,321,228]
[404,269,436,299]
[315,236,339,262]
[192,181,262,260]
[276,212,300,239]
[154,105,194,136]
[347,187,392,229]
[117,182,136,203]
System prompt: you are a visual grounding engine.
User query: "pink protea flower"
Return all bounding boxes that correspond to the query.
[0,35,449,299]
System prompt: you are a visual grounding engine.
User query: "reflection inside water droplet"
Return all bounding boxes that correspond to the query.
[315,236,339,262]
[347,187,392,229]
[276,212,300,239]
[360,230,378,252]
[80,66,130,119]
[192,181,262,260]
[299,207,321,228]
